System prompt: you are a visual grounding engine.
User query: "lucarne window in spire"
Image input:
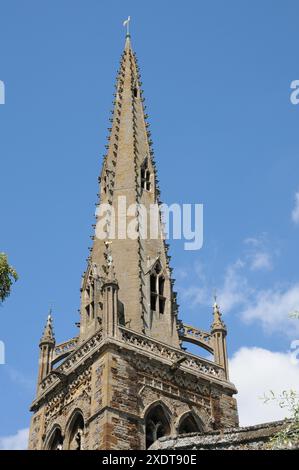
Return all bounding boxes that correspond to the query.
[150,262,165,314]
[85,277,94,321]
[133,80,139,98]
[141,158,151,191]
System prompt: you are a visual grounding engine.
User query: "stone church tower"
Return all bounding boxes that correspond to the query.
[28,33,238,450]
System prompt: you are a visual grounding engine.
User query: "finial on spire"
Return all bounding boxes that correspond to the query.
[213,288,217,307]
[123,16,131,37]
[40,310,55,344]
[211,296,226,332]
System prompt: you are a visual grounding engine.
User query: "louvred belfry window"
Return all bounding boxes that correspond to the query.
[150,263,166,314]
[150,274,157,311]
[141,159,151,191]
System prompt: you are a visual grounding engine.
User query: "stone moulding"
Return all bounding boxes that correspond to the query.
[179,323,214,354]
[32,325,236,411]
[118,327,231,385]
[52,337,79,365]
[31,331,104,409]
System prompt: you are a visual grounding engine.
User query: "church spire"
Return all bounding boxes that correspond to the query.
[211,300,229,379]
[79,33,180,347]
[28,30,239,451]
[40,311,55,345]
[37,312,55,387]
[211,299,226,332]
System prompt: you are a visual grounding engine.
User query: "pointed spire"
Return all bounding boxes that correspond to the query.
[211,299,226,332]
[81,32,180,346]
[211,296,229,378]
[40,311,55,345]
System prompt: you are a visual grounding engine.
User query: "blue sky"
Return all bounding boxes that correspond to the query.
[1,0,299,447]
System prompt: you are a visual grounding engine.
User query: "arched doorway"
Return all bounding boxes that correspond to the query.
[145,404,171,449]
[67,412,84,450]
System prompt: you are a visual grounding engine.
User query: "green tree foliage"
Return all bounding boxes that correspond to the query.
[263,390,299,448]
[0,253,18,303]
[262,311,299,449]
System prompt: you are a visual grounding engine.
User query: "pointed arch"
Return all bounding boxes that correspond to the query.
[45,424,63,450]
[144,400,172,449]
[148,260,166,315]
[176,411,204,435]
[65,409,85,450]
[81,263,95,322]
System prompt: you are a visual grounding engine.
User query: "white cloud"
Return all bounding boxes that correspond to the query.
[249,252,272,271]
[242,283,299,336]
[218,259,252,313]
[181,259,251,313]
[0,428,29,450]
[179,233,299,337]
[193,261,206,282]
[243,235,273,271]
[292,191,299,224]
[230,347,299,426]
[181,286,209,307]
[244,237,261,247]
[181,247,299,337]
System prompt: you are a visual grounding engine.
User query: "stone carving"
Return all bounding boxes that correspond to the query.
[44,368,92,430]
[39,331,102,395]
[119,327,225,380]
[53,337,79,364]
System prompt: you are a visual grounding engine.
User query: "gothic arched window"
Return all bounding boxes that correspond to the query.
[47,427,63,450]
[67,412,84,450]
[150,262,165,314]
[85,277,95,321]
[145,404,171,449]
[178,413,202,435]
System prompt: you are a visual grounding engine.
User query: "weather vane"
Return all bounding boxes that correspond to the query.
[123,16,131,36]
[48,301,54,317]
